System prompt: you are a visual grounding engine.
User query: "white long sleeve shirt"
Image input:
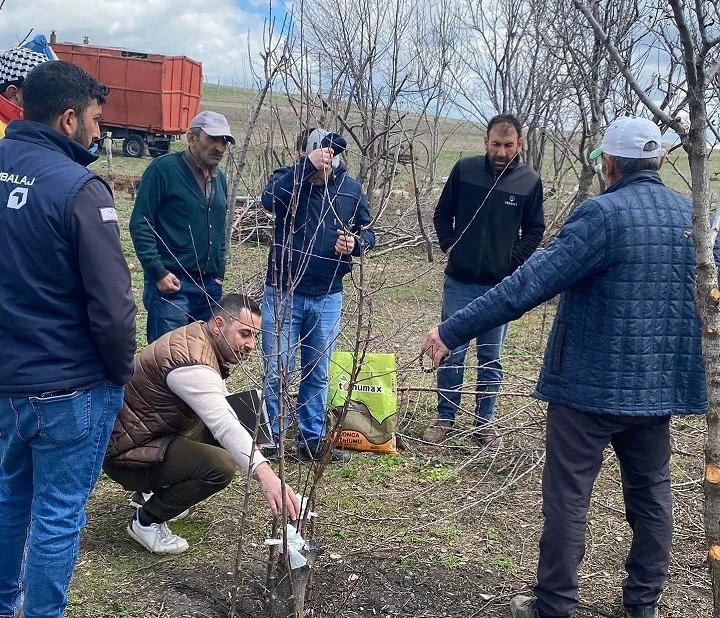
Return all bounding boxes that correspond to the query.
[166,365,268,474]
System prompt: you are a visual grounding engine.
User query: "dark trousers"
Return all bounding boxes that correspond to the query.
[103,430,236,524]
[534,403,672,618]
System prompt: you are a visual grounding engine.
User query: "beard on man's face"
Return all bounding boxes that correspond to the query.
[73,123,93,149]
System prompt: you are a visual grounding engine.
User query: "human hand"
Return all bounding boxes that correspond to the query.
[254,462,300,520]
[307,147,334,175]
[422,327,450,369]
[335,229,356,255]
[156,272,181,293]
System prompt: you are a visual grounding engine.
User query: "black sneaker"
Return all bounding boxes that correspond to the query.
[294,442,351,464]
[624,605,658,618]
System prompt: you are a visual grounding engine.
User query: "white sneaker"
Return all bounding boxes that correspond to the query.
[129,491,190,521]
[127,511,189,554]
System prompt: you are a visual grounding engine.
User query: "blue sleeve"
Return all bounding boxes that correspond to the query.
[71,180,137,385]
[438,199,611,350]
[261,158,317,214]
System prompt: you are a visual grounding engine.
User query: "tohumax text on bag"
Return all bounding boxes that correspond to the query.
[328,352,397,454]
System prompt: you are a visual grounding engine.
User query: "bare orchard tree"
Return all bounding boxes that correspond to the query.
[455,0,564,172]
[273,0,463,261]
[384,0,465,260]
[224,13,294,265]
[294,0,414,201]
[572,0,720,612]
[533,0,646,208]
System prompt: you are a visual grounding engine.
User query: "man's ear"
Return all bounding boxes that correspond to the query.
[210,314,225,334]
[4,84,21,105]
[53,108,77,139]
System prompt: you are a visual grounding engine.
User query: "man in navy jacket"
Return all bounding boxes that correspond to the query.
[0,61,136,618]
[261,129,375,462]
[423,116,704,618]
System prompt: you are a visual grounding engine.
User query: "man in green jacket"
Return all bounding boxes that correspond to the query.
[130,111,234,342]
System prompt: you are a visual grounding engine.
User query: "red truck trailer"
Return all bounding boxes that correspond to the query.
[52,42,202,157]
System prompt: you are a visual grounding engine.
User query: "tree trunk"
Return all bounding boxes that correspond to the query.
[268,540,321,618]
[690,95,720,616]
[574,162,596,208]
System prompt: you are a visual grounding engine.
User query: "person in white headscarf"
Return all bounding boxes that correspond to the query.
[0,47,48,137]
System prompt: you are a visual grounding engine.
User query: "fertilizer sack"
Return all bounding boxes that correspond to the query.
[328,352,397,454]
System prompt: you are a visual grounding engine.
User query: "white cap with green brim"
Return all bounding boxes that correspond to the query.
[589,116,664,160]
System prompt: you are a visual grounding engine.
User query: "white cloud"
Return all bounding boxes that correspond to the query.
[0,0,275,85]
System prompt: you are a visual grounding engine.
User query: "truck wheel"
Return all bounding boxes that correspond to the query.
[149,142,170,158]
[122,135,145,158]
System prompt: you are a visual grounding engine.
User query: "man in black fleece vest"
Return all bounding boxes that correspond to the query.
[425,114,544,446]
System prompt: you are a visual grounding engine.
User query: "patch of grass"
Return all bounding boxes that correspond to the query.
[397,554,419,569]
[378,454,403,468]
[434,525,462,542]
[336,466,360,480]
[422,466,454,483]
[439,553,463,568]
[492,556,515,571]
[486,527,506,541]
[367,469,396,483]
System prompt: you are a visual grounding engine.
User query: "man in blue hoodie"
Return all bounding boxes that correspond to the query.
[261,129,375,462]
[0,61,137,618]
[423,116,702,618]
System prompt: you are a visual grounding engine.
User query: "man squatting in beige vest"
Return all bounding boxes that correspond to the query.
[103,293,300,554]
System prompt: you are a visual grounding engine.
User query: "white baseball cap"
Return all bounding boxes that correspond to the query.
[305,128,341,168]
[589,116,664,160]
[189,111,235,145]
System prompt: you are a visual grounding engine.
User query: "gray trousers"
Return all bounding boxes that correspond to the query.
[534,403,672,617]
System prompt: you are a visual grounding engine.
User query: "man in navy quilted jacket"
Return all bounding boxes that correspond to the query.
[423,116,705,618]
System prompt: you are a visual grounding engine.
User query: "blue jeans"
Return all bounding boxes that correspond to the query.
[0,382,124,618]
[143,273,222,343]
[436,276,507,424]
[261,287,342,449]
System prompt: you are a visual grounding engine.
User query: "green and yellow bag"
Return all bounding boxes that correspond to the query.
[328,352,397,454]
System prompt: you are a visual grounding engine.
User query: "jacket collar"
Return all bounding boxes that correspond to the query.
[484,153,520,176]
[4,120,98,166]
[603,170,663,195]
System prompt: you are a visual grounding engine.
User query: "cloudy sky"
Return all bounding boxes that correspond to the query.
[0,0,287,85]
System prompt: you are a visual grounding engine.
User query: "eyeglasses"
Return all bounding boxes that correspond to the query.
[205,134,230,146]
